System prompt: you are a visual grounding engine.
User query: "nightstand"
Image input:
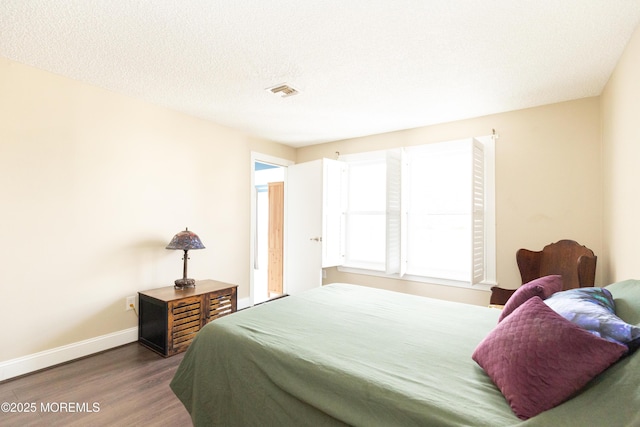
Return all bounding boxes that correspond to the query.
[138,280,237,356]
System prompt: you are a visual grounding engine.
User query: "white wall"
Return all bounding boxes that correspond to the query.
[0,57,294,367]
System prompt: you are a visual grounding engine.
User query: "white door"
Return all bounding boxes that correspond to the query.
[285,158,346,295]
[285,160,323,295]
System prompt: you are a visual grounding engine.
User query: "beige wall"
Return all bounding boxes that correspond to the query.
[601,24,640,282]
[0,58,295,362]
[298,98,603,305]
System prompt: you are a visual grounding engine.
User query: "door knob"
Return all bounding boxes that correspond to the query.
[310,237,322,242]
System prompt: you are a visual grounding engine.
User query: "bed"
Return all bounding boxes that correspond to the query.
[170,280,640,426]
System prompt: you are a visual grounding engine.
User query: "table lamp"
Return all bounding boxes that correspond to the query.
[166,227,205,289]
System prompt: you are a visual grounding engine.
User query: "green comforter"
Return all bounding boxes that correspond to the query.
[170,282,640,427]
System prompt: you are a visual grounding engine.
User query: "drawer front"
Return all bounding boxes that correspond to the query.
[168,296,203,354]
[207,287,237,322]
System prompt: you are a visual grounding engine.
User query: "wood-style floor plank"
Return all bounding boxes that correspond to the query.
[0,343,192,426]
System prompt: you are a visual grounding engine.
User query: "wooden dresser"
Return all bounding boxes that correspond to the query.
[138,280,237,356]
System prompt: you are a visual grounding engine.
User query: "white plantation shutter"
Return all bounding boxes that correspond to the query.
[385,149,406,275]
[322,159,347,267]
[471,138,485,285]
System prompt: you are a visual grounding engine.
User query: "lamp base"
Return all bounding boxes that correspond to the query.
[174,278,196,289]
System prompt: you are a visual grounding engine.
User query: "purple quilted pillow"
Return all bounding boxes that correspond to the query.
[498,275,563,322]
[473,297,626,420]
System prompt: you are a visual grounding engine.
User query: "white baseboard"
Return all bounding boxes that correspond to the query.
[0,327,138,382]
[238,296,252,310]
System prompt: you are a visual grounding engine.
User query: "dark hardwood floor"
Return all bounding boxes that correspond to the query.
[0,343,192,426]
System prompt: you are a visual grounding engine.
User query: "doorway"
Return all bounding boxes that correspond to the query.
[250,153,293,305]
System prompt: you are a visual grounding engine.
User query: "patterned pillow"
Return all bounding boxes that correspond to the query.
[606,279,640,325]
[498,275,563,322]
[473,297,626,420]
[544,287,640,353]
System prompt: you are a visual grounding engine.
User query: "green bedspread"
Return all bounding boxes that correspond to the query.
[170,282,640,427]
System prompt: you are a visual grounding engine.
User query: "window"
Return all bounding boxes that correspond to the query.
[343,151,388,271]
[339,136,495,288]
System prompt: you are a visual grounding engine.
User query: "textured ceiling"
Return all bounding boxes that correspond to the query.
[2,1,640,147]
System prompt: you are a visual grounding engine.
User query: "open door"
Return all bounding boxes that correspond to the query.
[285,160,323,295]
[285,159,346,295]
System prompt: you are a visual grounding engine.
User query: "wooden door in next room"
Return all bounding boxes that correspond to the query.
[268,181,284,296]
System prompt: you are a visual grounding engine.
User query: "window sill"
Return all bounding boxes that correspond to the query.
[336,266,496,292]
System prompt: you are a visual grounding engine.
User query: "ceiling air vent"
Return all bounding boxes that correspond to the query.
[266,84,299,98]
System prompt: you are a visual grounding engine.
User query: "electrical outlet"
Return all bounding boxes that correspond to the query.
[126,295,136,311]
